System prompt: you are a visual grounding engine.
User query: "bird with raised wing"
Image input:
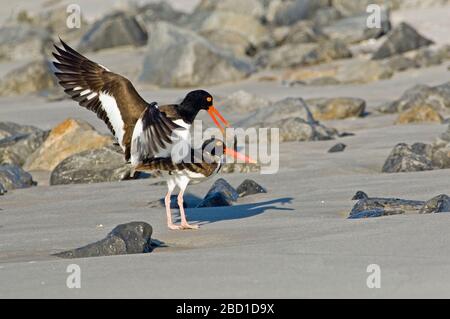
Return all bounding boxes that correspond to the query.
[52,39,252,230]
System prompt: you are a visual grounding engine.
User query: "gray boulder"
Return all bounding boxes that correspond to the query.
[258,40,352,69]
[137,1,185,24]
[0,122,42,140]
[379,82,450,113]
[0,59,57,96]
[0,164,34,190]
[50,145,134,185]
[184,10,267,46]
[272,0,329,26]
[336,58,393,84]
[194,0,265,19]
[217,90,271,114]
[0,130,48,166]
[372,22,434,60]
[139,22,254,87]
[382,143,434,173]
[55,222,153,258]
[0,24,52,61]
[236,97,339,142]
[200,29,254,57]
[322,10,390,44]
[78,11,148,52]
[0,182,5,195]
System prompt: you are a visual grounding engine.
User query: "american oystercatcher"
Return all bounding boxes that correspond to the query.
[52,39,230,165]
[135,138,252,229]
[52,40,253,230]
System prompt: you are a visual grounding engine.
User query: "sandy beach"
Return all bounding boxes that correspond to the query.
[0,0,450,298]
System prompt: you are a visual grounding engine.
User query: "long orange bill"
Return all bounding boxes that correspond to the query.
[208,106,230,132]
[224,147,257,164]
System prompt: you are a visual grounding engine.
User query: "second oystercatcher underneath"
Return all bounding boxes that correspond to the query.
[135,138,254,230]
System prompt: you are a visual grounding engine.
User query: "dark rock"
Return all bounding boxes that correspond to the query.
[50,145,135,185]
[372,22,434,60]
[382,143,434,173]
[0,182,6,195]
[0,25,52,61]
[348,193,425,218]
[0,59,57,96]
[328,143,346,153]
[0,164,34,190]
[78,11,148,52]
[55,222,153,258]
[419,194,450,214]
[352,191,369,200]
[236,179,267,197]
[196,178,238,208]
[0,122,42,141]
[140,22,254,87]
[0,130,48,166]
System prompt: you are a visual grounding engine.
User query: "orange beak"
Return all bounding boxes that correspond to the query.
[208,106,229,133]
[224,147,257,164]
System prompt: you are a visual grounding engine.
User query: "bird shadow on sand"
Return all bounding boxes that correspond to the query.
[176,197,294,225]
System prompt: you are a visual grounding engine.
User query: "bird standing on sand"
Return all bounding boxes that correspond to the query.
[136,138,252,229]
[52,40,252,230]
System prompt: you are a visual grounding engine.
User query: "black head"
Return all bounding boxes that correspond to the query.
[179,90,214,123]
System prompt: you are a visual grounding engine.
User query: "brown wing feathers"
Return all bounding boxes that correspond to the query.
[52,39,147,160]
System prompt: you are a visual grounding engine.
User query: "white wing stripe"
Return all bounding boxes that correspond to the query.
[99,92,125,150]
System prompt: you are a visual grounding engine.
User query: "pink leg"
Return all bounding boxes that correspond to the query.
[165,181,181,230]
[178,190,199,230]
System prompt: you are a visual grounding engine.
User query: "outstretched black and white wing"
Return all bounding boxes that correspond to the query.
[53,40,153,161]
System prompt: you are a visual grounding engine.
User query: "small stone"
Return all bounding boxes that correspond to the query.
[352,191,369,200]
[236,179,267,197]
[0,183,6,195]
[196,178,238,208]
[419,194,450,214]
[328,143,346,153]
[55,222,153,258]
[0,164,34,191]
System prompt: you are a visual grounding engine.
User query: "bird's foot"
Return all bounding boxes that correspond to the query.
[167,223,182,230]
[180,223,199,230]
